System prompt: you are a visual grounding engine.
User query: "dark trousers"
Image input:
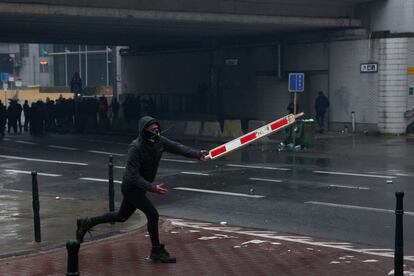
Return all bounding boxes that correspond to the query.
[88,185,160,246]
[316,111,326,129]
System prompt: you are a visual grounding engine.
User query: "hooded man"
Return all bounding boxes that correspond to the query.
[76,116,208,263]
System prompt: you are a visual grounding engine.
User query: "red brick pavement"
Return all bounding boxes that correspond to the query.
[1,217,413,276]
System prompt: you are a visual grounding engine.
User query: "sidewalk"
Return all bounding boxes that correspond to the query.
[0,189,145,259]
[1,217,413,275]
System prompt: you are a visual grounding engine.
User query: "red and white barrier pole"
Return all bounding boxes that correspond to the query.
[207,112,304,160]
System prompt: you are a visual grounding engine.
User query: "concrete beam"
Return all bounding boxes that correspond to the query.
[0,3,361,29]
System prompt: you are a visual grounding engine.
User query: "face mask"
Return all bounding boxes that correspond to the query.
[143,129,161,143]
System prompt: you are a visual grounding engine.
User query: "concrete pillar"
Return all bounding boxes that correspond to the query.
[377,37,409,134]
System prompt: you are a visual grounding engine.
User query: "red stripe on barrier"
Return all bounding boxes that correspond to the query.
[240,132,257,144]
[270,119,288,131]
[210,146,226,158]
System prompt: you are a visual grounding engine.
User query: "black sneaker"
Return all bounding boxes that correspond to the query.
[150,244,176,263]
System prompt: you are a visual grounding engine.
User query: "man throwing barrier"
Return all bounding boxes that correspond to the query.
[76,112,303,263]
[76,116,208,263]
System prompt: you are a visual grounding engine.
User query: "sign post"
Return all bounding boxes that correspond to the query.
[288,73,305,146]
[288,73,305,114]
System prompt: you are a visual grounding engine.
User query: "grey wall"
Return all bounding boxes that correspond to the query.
[329,40,378,127]
[370,0,414,33]
[124,52,210,95]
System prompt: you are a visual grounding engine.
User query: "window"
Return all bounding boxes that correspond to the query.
[40,60,49,73]
[19,44,29,57]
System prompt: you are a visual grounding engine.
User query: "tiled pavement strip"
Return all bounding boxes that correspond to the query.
[1,217,413,276]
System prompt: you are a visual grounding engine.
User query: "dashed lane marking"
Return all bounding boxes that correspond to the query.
[249,177,283,183]
[15,140,38,145]
[0,154,87,166]
[313,170,396,179]
[226,164,290,171]
[48,145,78,151]
[162,158,198,164]
[87,150,125,157]
[181,171,210,176]
[329,184,370,190]
[174,187,264,198]
[305,201,414,216]
[5,169,62,177]
[80,177,122,184]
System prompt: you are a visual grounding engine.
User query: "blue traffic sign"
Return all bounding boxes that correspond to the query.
[288,73,305,92]
[1,72,9,82]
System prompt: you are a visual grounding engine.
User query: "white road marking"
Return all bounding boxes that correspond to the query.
[249,177,283,183]
[0,154,88,166]
[48,145,78,151]
[88,150,125,157]
[5,169,61,177]
[115,166,125,169]
[313,170,396,179]
[162,158,198,164]
[329,184,370,190]
[174,187,264,198]
[226,164,290,171]
[15,140,37,145]
[366,170,413,177]
[169,219,414,262]
[80,177,122,184]
[181,171,210,176]
[305,201,414,216]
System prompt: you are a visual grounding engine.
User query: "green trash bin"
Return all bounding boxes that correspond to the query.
[298,119,315,147]
[284,119,315,148]
[284,120,304,145]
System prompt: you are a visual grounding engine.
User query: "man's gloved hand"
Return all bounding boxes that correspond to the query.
[154,183,168,194]
[200,150,208,161]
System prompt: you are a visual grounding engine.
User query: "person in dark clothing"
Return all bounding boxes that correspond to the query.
[110,97,119,120]
[315,91,329,132]
[287,101,299,114]
[7,100,19,134]
[70,72,82,95]
[15,101,22,133]
[76,116,208,263]
[23,100,30,132]
[0,100,6,137]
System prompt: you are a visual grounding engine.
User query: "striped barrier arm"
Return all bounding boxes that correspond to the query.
[207,112,304,160]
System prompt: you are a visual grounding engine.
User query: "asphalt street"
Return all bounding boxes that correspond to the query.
[1,131,414,257]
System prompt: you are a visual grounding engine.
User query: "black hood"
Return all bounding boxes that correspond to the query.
[138,116,160,138]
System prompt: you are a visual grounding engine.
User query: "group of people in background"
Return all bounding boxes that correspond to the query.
[0,92,159,138]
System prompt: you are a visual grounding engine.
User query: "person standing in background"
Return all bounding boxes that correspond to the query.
[315,91,330,133]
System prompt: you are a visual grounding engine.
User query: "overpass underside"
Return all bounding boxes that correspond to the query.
[0,1,367,45]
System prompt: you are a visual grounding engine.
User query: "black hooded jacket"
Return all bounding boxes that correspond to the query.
[122,116,201,192]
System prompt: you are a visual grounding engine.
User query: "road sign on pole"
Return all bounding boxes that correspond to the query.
[288,73,305,92]
[1,72,9,82]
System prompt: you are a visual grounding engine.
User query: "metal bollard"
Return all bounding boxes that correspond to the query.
[394,191,404,276]
[108,155,115,213]
[31,171,41,242]
[66,240,80,276]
